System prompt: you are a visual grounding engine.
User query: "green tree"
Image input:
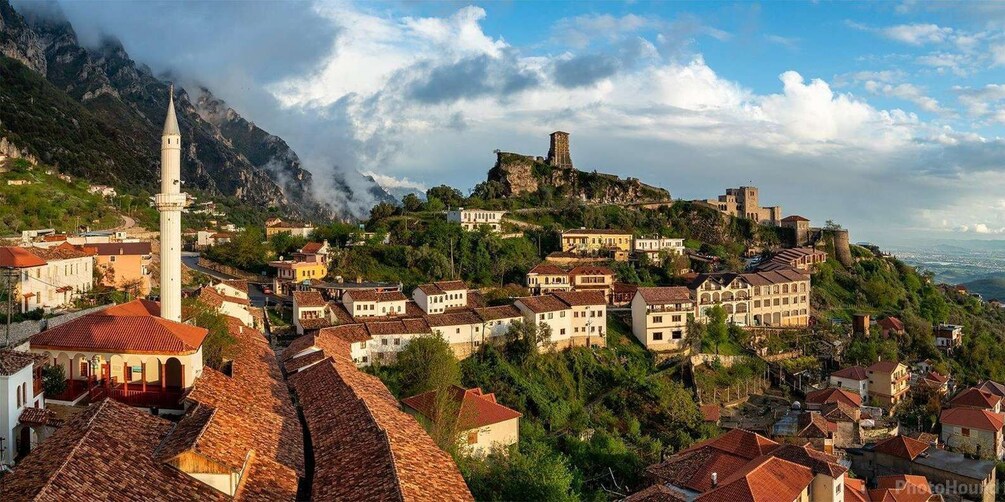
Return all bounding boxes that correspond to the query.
[42,364,67,396]
[705,305,729,355]
[402,193,424,212]
[369,201,399,223]
[397,335,461,397]
[186,298,237,369]
[427,185,465,208]
[461,439,576,502]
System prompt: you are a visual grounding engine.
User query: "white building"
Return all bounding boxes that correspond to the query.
[413,280,468,314]
[829,366,870,402]
[344,289,408,318]
[14,245,94,312]
[633,236,685,260]
[292,291,331,335]
[447,208,507,232]
[402,386,521,457]
[514,291,606,350]
[630,287,694,351]
[0,350,52,466]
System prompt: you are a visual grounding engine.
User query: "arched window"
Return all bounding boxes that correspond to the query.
[17,385,22,408]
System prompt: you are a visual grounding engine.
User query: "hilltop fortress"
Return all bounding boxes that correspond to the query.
[487,131,671,204]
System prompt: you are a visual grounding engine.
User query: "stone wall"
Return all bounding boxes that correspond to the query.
[6,304,110,349]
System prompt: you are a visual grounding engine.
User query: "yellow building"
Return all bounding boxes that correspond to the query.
[269,259,327,294]
[560,229,632,256]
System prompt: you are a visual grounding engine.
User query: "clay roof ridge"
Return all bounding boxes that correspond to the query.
[32,400,113,500]
[153,403,218,462]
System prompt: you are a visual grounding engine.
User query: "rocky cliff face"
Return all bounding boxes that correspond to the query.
[487,151,671,204]
[0,0,388,220]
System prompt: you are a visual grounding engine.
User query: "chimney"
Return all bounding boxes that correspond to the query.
[711,472,717,487]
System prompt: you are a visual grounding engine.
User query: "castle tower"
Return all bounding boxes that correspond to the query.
[547,131,573,169]
[156,85,185,322]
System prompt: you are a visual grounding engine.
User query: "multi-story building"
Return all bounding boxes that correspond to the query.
[935,323,963,353]
[269,258,327,295]
[514,292,606,349]
[632,236,685,261]
[343,289,408,318]
[264,218,314,238]
[89,242,153,295]
[950,387,1003,413]
[526,263,572,295]
[446,208,507,232]
[630,287,694,351]
[829,366,870,402]
[560,229,633,256]
[413,280,468,314]
[402,386,521,457]
[689,269,811,328]
[781,215,811,245]
[867,360,910,408]
[1,245,94,313]
[427,310,488,359]
[568,265,615,303]
[700,186,782,225]
[940,407,1005,460]
[0,350,52,465]
[293,290,331,335]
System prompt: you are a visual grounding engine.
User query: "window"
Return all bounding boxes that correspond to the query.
[653,332,663,341]
[672,330,683,339]
[653,316,663,323]
[467,431,479,445]
[560,328,566,335]
[382,339,388,346]
[672,315,682,322]
[962,427,971,437]
[394,338,401,346]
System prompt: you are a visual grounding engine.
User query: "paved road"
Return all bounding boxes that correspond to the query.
[181,252,281,308]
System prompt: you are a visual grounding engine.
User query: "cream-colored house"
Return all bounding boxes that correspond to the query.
[526,263,571,295]
[343,289,408,318]
[560,229,633,255]
[402,386,521,457]
[413,280,468,314]
[632,237,685,260]
[427,310,487,360]
[867,361,910,408]
[292,290,330,335]
[552,291,606,347]
[630,287,694,351]
[690,269,810,328]
[446,208,507,232]
[940,407,1005,459]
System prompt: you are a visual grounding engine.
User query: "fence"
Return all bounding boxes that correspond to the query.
[695,375,771,406]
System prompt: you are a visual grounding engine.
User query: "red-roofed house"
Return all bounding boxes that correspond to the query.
[89,241,153,296]
[631,287,695,351]
[805,387,863,409]
[950,387,1001,412]
[525,262,571,295]
[867,360,910,408]
[829,366,870,401]
[940,408,1005,459]
[343,289,407,318]
[877,316,905,337]
[1,245,94,313]
[413,280,469,314]
[28,299,207,408]
[515,291,606,349]
[402,386,522,457]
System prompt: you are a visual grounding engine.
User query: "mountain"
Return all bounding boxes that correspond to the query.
[0,0,391,220]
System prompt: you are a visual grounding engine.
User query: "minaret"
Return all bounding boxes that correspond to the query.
[156,85,184,322]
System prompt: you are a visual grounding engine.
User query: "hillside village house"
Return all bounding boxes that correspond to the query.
[296,240,331,264]
[414,280,468,314]
[829,366,870,402]
[28,299,207,409]
[0,350,53,465]
[514,291,606,349]
[640,429,846,502]
[293,290,331,335]
[630,287,694,352]
[269,256,327,295]
[198,284,254,328]
[949,387,1002,412]
[632,236,685,260]
[446,208,507,232]
[560,228,633,257]
[878,316,906,337]
[195,230,232,248]
[757,247,828,272]
[264,218,314,238]
[867,360,910,408]
[940,407,1005,460]
[935,323,964,352]
[689,269,811,328]
[526,263,572,295]
[427,310,487,359]
[1,245,94,313]
[88,242,153,295]
[568,265,615,303]
[402,386,521,457]
[344,289,408,318]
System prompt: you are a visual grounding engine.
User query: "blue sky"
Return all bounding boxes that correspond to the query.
[31,0,1005,244]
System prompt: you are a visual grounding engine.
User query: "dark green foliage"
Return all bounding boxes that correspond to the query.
[203,228,271,274]
[42,363,67,396]
[396,335,461,397]
[185,298,237,369]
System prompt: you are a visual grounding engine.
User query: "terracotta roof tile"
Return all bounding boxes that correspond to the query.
[291,353,473,501]
[872,435,930,460]
[346,289,408,302]
[426,310,484,327]
[805,387,862,408]
[950,387,1001,409]
[89,242,152,256]
[694,455,813,502]
[568,265,615,276]
[940,408,1005,432]
[0,350,44,375]
[30,299,208,355]
[0,246,46,268]
[636,286,693,304]
[515,295,569,313]
[474,305,522,321]
[293,290,326,308]
[528,263,567,275]
[830,366,869,380]
[402,386,523,430]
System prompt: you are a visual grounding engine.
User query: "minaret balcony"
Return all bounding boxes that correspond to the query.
[155,193,187,210]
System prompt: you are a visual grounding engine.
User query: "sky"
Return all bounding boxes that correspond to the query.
[28,0,1005,245]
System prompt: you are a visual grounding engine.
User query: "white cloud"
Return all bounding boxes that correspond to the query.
[863,81,945,114]
[879,23,954,45]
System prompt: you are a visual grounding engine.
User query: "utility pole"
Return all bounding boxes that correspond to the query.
[4,266,14,348]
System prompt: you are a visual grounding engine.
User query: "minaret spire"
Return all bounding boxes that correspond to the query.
[156,84,184,322]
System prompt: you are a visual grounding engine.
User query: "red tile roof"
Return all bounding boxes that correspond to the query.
[474,305,522,321]
[293,290,327,308]
[636,286,692,304]
[552,290,606,306]
[30,243,93,260]
[694,455,813,502]
[416,280,468,295]
[0,400,227,501]
[872,435,931,460]
[868,360,904,373]
[977,380,1005,398]
[830,366,869,380]
[805,387,862,408]
[0,246,46,268]
[528,263,567,275]
[950,387,1002,409]
[426,310,484,327]
[870,474,934,502]
[291,354,473,500]
[402,386,523,430]
[515,294,569,313]
[700,404,721,422]
[30,299,208,355]
[300,241,324,254]
[345,289,408,302]
[844,477,869,502]
[878,316,905,332]
[568,265,615,276]
[18,407,62,427]
[940,407,1005,432]
[89,242,152,256]
[0,350,44,376]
